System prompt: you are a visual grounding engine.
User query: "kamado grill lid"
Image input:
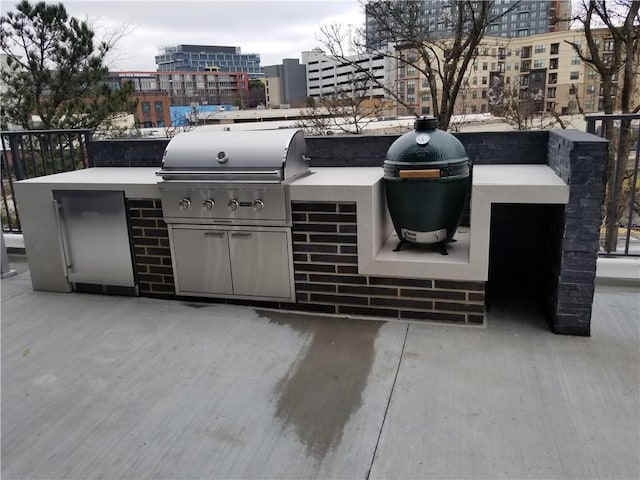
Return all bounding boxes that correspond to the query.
[384,117,468,168]
[157,129,309,183]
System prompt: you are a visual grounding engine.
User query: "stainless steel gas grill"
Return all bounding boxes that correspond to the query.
[156,129,311,301]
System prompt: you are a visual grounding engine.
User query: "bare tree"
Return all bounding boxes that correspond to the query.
[323,74,384,134]
[294,103,332,136]
[486,75,579,130]
[320,0,518,130]
[566,0,640,252]
[487,76,543,130]
[567,1,639,113]
[296,72,383,135]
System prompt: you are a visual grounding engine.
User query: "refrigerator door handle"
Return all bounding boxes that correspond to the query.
[52,199,73,274]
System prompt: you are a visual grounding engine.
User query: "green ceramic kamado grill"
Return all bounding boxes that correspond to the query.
[383,117,471,255]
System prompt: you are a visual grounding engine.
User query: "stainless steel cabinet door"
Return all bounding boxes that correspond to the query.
[54,190,135,287]
[228,230,291,298]
[171,228,233,295]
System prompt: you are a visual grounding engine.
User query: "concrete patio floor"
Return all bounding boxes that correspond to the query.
[2,254,639,479]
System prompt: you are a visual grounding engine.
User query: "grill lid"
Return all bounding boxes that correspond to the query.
[157,129,309,183]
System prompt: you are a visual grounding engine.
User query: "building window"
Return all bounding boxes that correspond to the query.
[534,44,546,54]
[141,102,150,113]
[481,90,487,99]
[482,76,487,85]
[472,76,477,85]
[547,87,556,98]
[570,71,580,80]
[549,58,558,69]
[407,65,416,76]
[550,43,559,55]
[587,69,597,79]
[571,56,581,65]
[587,84,596,94]
[533,59,545,68]
[154,101,163,114]
[483,62,488,70]
[548,73,557,84]
[421,106,430,115]
[472,90,477,99]
[421,91,431,102]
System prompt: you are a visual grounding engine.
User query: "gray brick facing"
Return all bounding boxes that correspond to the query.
[124,199,486,325]
[546,131,608,336]
[290,201,486,325]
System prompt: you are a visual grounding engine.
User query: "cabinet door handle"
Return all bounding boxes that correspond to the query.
[231,232,252,239]
[204,231,225,238]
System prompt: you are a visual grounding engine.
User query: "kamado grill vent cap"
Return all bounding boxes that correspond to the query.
[414,116,438,132]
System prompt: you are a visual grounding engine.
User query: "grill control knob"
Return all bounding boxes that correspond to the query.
[229,199,240,211]
[253,199,264,212]
[178,198,191,210]
[204,199,215,211]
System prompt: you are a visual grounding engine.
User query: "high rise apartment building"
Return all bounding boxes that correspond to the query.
[365,0,571,49]
[264,59,307,108]
[155,45,263,79]
[395,28,619,118]
[106,71,249,107]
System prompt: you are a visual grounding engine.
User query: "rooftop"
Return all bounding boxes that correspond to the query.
[2,254,638,479]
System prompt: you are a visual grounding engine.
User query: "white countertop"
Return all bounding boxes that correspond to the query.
[473,164,567,187]
[16,164,566,190]
[16,164,570,286]
[19,167,159,185]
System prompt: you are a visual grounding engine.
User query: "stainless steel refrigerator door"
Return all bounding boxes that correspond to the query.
[54,190,135,287]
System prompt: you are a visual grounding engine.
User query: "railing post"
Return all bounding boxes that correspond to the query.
[1,222,17,279]
[84,130,94,167]
[8,134,27,180]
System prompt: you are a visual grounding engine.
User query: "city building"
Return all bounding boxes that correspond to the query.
[394,28,624,118]
[106,71,249,108]
[155,45,263,79]
[365,0,571,49]
[302,48,393,101]
[133,92,171,129]
[263,59,307,108]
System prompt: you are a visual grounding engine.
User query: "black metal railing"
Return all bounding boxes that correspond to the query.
[586,113,640,257]
[1,129,92,233]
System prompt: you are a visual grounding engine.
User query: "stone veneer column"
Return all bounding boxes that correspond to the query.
[547,130,609,336]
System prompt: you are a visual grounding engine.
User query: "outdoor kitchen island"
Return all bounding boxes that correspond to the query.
[15,164,569,327]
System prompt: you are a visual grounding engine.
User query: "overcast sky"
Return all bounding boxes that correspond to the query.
[9,0,365,71]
